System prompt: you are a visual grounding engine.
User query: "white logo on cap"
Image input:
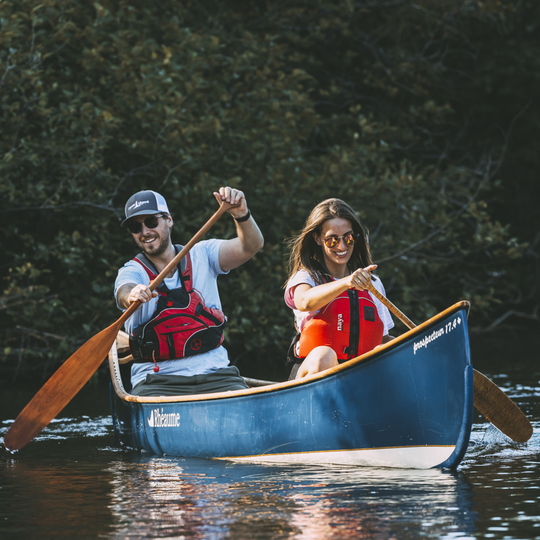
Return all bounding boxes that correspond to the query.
[128,200,150,211]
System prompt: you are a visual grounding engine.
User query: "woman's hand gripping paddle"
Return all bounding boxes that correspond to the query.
[3,199,236,452]
[366,282,533,443]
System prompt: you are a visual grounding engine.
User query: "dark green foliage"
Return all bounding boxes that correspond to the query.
[1,0,538,382]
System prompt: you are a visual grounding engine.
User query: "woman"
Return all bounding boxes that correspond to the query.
[284,198,395,379]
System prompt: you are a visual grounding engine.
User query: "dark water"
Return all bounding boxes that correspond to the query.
[1,334,539,539]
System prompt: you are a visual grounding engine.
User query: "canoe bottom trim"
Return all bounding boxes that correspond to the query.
[215,445,457,470]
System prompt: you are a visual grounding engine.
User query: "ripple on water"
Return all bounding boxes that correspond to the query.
[0,415,113,445]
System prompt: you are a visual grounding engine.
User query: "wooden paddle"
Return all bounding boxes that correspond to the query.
[3,200,235,452]
[367,283,533,443]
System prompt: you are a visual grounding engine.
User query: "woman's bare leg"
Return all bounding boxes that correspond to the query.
[296,346,338,378]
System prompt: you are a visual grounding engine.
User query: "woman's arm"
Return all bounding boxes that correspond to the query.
[293,265,377,312]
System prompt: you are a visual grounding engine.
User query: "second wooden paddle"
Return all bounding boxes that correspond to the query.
[367,283,533,443]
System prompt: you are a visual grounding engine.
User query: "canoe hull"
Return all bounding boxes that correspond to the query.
[110,302,473,469]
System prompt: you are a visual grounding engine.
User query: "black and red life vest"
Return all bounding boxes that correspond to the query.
[296,274,384,361]
[129,245,226,363]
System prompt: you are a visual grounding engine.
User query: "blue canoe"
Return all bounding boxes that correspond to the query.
[109,301,473,469]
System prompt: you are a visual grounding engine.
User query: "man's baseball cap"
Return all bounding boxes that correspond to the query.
[121,190,170,227]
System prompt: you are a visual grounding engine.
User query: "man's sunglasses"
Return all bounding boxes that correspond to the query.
[128,214,165,235]
[322,231,358,249]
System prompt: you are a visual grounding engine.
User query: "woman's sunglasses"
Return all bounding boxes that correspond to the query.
[322,231,358,249]
[128,214,165,235]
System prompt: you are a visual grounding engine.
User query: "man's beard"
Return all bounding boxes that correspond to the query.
[139,227,171,258]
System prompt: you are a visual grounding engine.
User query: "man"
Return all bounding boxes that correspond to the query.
[114,186,264,396]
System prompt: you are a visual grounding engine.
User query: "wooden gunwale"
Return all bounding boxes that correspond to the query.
[108,300,470,404]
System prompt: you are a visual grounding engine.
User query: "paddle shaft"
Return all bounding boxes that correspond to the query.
[367,284,416,330]
[4,201,233,451]
[367,282,533,443]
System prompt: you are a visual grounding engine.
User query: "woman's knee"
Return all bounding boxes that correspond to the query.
[296,346,338,378]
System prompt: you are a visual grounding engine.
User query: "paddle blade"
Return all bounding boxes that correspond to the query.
[473,369,533,443]
[3,322,122,452]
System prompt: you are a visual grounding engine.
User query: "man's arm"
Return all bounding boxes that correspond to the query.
[215,187,264,272]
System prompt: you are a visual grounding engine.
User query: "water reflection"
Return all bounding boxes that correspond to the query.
[102,457,477,539]
[2,331,540,540]
[2,447,117,538]
[1,415,538,539]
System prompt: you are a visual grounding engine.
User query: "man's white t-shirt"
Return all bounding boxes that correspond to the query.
[114,239,230,387]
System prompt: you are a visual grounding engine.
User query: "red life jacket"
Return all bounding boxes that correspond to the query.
[129,246,226,363]
[297,278,384,361]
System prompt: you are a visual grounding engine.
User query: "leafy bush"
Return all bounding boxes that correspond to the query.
[1,1,537,382]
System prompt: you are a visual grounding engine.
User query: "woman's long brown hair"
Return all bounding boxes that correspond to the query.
[286,198,374,286]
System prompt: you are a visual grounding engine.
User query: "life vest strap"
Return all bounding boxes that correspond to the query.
[128,246,226,363]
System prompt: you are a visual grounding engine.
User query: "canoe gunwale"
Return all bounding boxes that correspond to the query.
[108,300,471,405]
